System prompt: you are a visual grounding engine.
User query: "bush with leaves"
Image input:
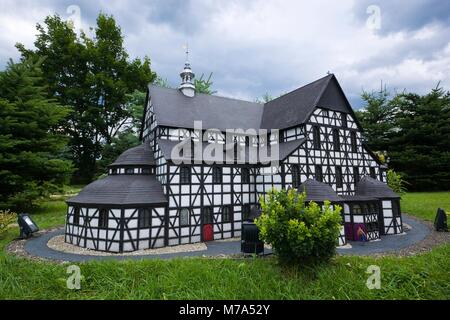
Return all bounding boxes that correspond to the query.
[0,210,17,234]
[255,188,342,264]
[387,169,407,195]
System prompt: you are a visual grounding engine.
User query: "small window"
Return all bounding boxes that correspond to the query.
[179,208,190,227]
[353,166,360,183]
[180,166,191,184]
[138,208,151,228]
[73,207,80,225]
[352,204,362,214]
[336,166,343,188]
[241,168,250,184]
[213,166,222,184]
[350,131,357,152]
[341,113,347,128]
[98,209,109,228]
[125,168,134,174]
[323,109,329,117]
[333,129,340,151]
[142,167,151,175]
[315,165,323,182]
[292,165,300,188]
[202,207,213,224]
[369,167,376,179]
[242,204,250,221]
[111,168,117,175]
[313,126,321,149]
[222,206,233,223]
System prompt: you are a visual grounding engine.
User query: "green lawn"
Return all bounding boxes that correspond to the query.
[401,191,450,221]
[0,191,449,300]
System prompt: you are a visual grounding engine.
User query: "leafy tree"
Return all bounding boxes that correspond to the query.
[17,14,156,183]
[194,72,217,95]
[255,93,274,103]
[0,58,73,210]
[386,169,407,195]
[255,188,342,264]
[355,88,396,151]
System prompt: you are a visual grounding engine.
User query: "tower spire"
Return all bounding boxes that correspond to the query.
[179,43,195,97]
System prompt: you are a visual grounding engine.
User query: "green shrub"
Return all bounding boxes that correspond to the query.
[387,169,408,195]
[255,188,342,264]
[0,210,17,234]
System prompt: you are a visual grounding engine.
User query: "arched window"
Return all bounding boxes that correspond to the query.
[180,166,191,184]
[222,206,233,223]
[341,113,348,128]
[315,165,323,182]
[292,165,300,188]
[179,208,190,227]
[313,126,321,149]
[202,207,213,224]
[241,168,250,184]
[98,209,109,228]
[138,208,151,228]
[73,207,80,225]
[333,129,340,151]
[350,131,357,152]
[213,166,222,184]
[336,166,343,188]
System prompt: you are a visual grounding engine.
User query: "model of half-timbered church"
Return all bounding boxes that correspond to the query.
[65,57,403,253]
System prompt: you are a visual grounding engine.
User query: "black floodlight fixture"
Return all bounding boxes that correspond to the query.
[434,208,448,232]
[18,213,39,239]
[241,221,264,255]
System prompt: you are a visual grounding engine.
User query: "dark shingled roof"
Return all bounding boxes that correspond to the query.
[109,143,155,167]
[147,74,360,132]
[298,179,342,202]
[355,176,400,198]
[261,74,333,129]
[156,138,305,164]
[66,175,167,206]
[149,85,264,131]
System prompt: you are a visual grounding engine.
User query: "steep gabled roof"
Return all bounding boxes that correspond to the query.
[148,85,264,131]
[261,74,333,129]
[143,73,365,134]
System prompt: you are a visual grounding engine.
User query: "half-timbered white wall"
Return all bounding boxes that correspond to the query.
[65,205,166,252]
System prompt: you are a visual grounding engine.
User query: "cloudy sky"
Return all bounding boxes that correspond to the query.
[0,0,449,107]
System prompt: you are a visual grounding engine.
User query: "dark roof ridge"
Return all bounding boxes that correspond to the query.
[148,84,264,107]
[265,73,334,106]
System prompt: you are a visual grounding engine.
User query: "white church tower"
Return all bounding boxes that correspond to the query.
[179,45,195,97]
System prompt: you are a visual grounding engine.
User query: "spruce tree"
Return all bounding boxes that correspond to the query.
[0,58,73,210]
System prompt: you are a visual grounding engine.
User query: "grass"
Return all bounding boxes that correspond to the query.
[401,191,450,221]
[0,190,449,300]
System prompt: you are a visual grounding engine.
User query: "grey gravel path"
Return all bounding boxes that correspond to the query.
[21,214,432,262]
